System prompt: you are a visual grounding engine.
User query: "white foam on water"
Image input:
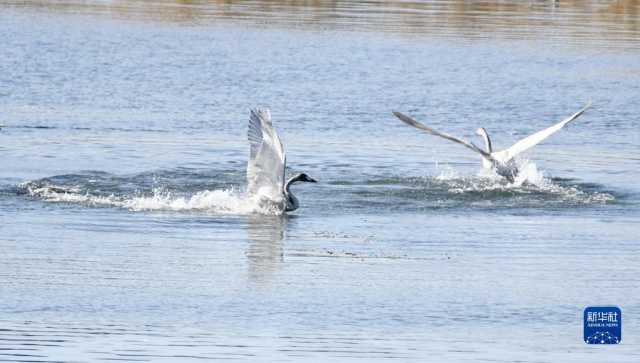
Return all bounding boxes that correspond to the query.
[511,159,614,203]
[21,183,284,215]
[435,159,615,204]
[434,165,461,181]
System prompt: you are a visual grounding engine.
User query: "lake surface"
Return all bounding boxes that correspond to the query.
[1,1,639,362]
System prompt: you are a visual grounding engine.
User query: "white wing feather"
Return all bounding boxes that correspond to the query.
[246,109,286,200]
[393,111,496,162]
[498,101,591,162]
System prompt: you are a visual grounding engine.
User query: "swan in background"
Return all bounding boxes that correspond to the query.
[393,101,591,182]
[247,108,316,212]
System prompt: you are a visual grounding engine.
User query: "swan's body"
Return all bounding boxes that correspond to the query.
[393,102,591,182]
[246,108,316,212]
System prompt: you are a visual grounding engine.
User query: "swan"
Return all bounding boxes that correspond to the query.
[246,108,316,212]
[393,102,591,182]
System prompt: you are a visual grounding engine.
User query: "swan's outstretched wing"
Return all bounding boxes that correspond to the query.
[247,108,286,199]
[500,101,591,162]
[393,111,496,162]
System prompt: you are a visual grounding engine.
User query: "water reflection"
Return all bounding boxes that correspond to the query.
[5,1,640,49]
[245,214,287,285]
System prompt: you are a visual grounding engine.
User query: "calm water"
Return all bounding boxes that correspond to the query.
[1,1,640,362]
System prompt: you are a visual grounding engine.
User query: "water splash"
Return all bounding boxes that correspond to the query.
[434,165,461,181]
[17,162,615,216]
[428,158,615,204]
[20,182,284,215]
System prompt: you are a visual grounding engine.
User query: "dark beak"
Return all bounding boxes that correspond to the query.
[308,177,317,183]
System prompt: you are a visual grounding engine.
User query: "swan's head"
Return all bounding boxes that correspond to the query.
[287,173,317,186]
[295,173,317,183]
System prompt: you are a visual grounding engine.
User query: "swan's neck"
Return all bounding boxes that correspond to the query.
[284,176,299,211]
[480,128,493,153]
[284,175,299,194]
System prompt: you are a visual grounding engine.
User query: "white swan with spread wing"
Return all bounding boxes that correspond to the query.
[393,102,591,182]
[246,108,316,212]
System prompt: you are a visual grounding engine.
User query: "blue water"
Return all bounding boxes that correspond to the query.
[1,2,639,362]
